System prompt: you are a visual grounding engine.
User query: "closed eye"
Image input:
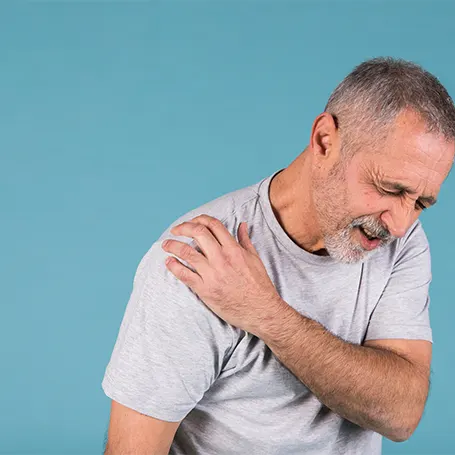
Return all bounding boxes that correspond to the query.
[380,188,404,197]
[379,188,427,211]
[415,200,427,211]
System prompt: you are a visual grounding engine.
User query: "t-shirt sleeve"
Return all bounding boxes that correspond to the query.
[101,241,234,422]
[364,222,433,343]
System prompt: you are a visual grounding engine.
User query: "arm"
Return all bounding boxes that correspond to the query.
[101,240,233,452]
[104,400,180,455]
[162,216,433,441]
[256,222,433,441]
[259,305,431,442]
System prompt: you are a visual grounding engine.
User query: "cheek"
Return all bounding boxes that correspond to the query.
[349,186,386,215]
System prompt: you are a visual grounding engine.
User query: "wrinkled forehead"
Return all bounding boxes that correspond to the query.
[374,114,454,183]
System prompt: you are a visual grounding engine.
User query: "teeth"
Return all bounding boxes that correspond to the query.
[362,226,376,239]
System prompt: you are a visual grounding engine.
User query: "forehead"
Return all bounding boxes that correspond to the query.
[361,111,454,190]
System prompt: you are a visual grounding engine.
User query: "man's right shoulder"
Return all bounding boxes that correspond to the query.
[130,176,264,326]
[103,241,236,422]
[156,178,263,245]
[132,241,214,320]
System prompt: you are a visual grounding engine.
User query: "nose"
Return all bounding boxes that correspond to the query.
[380,203,415,239]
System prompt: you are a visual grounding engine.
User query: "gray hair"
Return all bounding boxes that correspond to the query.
[324,57,455,151]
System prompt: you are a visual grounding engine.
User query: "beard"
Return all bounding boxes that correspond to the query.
[323,214,395,264]
[313,152,395,264]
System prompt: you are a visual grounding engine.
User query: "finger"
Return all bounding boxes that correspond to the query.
[165,256,204,291]
[162,239,209,274]
[188,215,238,248]
[170,220,224,261]
[237,222,258,256]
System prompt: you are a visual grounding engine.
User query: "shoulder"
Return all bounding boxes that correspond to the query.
[134,241,234,347]
[156,178,262,244]
[129,181,263,350]
[394,220,430,269]
[134,181,266,347]
[364,220,431,287]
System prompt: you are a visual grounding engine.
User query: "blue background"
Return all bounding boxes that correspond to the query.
[1,1,454,454]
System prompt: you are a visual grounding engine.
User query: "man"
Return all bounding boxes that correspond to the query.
[102,57,455,454]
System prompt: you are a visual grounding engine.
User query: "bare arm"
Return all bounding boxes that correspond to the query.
[259,303,431,442]
[104,400,180,455]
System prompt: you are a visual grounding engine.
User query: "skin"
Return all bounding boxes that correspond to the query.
[269,108,452,262]
[160,108,454,442]
[104,400,179,454]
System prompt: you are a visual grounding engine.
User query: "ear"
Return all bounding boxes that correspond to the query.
[309,112,340,163]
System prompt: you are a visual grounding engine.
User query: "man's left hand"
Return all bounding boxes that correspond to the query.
[161,214,286,336]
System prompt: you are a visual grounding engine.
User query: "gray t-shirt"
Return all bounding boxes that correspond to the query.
[102,169,432,455]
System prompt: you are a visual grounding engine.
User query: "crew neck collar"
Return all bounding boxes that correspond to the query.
[258,168,339,266]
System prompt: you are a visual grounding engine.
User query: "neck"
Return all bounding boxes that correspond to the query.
[269,150,327,254]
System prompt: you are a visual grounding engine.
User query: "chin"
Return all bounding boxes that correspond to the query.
[327,248,369,264]
[324,231,384,264]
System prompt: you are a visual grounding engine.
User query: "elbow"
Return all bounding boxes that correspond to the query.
[387,383,427,442]
[387,428,413,443]
[386,412,422,442]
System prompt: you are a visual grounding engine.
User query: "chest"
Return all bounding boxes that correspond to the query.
[194,250,390,449]
[263,255,389,345]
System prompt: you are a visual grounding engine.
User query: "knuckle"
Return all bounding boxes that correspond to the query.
[227,246,243,260]
[194,224,208,235]
[181,243,195,258]
[178,267,189,281]
[207,217,221,230]
[195,214,209,222]
[221,254,233,268]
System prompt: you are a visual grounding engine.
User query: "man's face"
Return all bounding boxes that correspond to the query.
[313,111,454,264]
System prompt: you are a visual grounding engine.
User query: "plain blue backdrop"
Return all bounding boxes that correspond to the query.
[1,1,454,454]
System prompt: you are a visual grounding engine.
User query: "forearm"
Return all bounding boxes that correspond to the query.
[258,302,429,441]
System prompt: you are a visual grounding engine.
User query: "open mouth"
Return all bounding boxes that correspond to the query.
[359,225,378,241]
[357,226,382,251]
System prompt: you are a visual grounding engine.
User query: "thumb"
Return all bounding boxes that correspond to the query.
[238,222,258,255]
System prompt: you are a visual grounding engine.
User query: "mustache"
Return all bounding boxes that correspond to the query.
[350,216,392,241]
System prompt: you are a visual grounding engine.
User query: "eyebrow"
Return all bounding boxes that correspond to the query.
[381,181,438,207]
